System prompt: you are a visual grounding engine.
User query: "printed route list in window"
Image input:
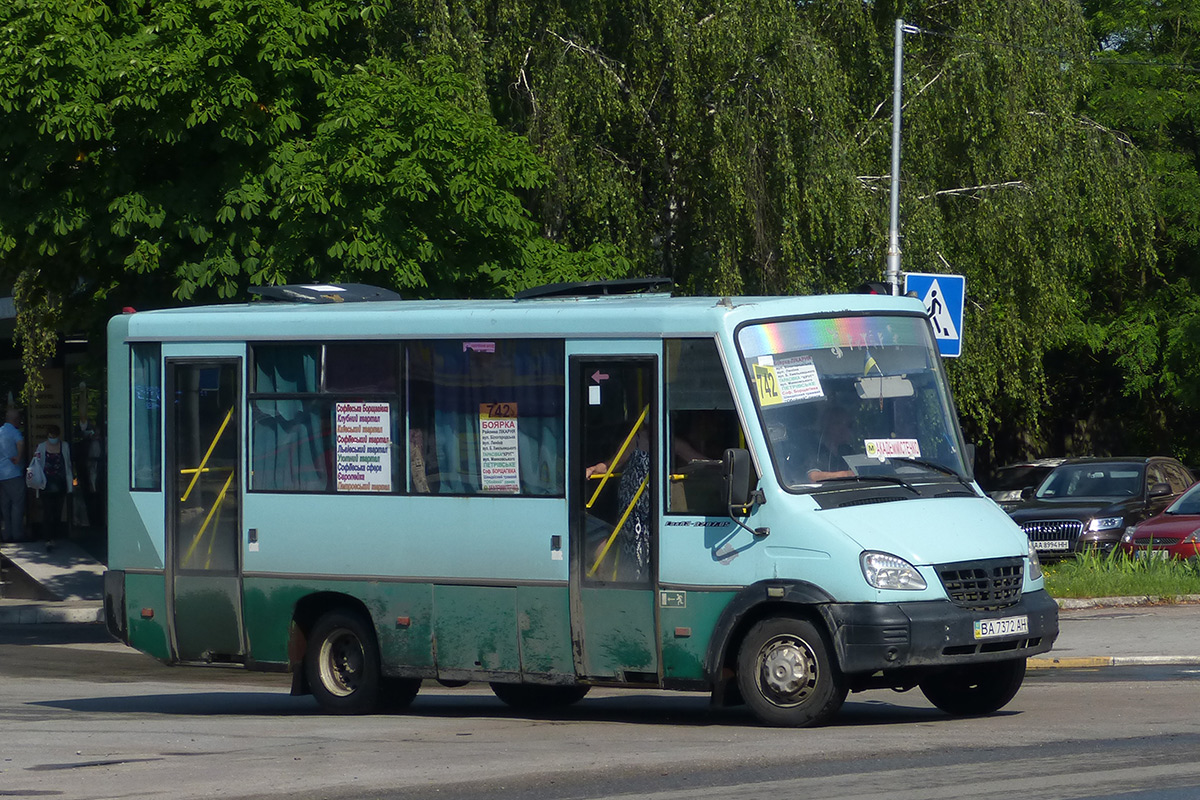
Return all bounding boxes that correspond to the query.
[336,402,392,492]
[480,403,520,493]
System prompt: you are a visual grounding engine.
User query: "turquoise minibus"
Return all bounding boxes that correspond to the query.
[103,280,1057,727]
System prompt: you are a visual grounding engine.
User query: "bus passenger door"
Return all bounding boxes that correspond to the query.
[166,360,246,662]
[570,356,660,683]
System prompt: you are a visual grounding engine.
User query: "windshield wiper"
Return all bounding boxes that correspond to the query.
[817,474,918,493]
[890,457,976,490]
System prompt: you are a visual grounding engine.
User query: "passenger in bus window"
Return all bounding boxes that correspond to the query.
[410,428,432,493]
[807,405,856,483]
[587,426,651,580]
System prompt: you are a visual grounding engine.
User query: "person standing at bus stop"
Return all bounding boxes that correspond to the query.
[32,425,73,547]
[0,408,26,542]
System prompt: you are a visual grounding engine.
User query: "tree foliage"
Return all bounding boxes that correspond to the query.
[0,0,626,395]
[384,0,1157,457]
[3,0,1191,463]
[1079,0,1200,459]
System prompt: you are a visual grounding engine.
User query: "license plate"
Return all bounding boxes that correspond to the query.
[974,615,1029,640]
[1033,539,1070,552]
[1135,549,1169,561]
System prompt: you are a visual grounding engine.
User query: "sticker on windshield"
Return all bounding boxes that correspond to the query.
[753,363,783,406]
[774,356,825,403]
[754,355,823,407]
[864,438,921,460]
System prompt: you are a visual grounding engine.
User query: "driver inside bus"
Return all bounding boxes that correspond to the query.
[807,405,857,483]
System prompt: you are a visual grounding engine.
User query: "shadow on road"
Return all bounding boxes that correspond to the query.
[33,686,972,728]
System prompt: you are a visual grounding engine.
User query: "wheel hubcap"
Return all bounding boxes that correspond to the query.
[319,628,364,697]
[757,635,818,707]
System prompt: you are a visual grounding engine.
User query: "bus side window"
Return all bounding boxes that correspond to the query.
[131,343,162,491]
[249,342,401,494]
[664,339,751,516]
[406,339,565,497]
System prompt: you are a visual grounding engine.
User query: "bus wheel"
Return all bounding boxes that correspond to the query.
[381,678,422,710]
[305,610,382,715]
[919,658,1026,716]
[736,617,846,727]
[489,683,590,710]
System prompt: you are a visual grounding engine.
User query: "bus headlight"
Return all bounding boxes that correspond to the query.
[861,552,927,591]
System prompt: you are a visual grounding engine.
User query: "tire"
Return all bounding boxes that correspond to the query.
[919,658,1026,716]
[736,617,846,727]
[489,683,590,710]
[381,677,422,711]
[305,610,383,715]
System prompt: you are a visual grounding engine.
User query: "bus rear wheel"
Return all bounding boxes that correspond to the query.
[489,683,590,710]
[919,658,1026,716]
[736,617,846,727]
[305,610,382,715]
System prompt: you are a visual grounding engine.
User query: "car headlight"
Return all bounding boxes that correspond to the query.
[1121,526,1137,544]
[1088,516,1124,532]
[861,551,927,591]
[1183,528,1200,545]
[1027,538,1043,581]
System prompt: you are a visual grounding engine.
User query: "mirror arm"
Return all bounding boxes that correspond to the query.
[727,492,769,537]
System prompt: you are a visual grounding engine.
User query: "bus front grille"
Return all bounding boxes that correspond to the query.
[935,558,1024,610]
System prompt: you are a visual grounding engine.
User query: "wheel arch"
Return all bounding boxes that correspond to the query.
[287,591,376,697]
[705,580,837,701]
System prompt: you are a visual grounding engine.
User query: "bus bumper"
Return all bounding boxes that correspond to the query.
[822,588,1059,674]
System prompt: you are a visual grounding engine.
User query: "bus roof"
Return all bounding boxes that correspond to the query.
[111,293,931,342]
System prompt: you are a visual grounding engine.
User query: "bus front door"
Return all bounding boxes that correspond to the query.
[571,356,660,683]
[165,360,246,662]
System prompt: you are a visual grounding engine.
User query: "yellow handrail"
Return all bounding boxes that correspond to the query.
[180,407,234,503]
[182,468,236,567]
[587,473,649,577]
[585,405,649,510]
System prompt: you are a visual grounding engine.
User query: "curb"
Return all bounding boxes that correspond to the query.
[1029,655,1200,669]
[1056,594,1200,610]
[0,603,104,625]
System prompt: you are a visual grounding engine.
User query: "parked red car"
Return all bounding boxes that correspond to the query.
[1119,481,1200,561]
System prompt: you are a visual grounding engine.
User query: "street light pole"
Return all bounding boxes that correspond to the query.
[886,18,906,296]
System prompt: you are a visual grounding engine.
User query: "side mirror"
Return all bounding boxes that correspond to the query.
[723,448,769,537]
[1020,486,1035,501]
[723,448,753,509]
[1149,482,1172,499]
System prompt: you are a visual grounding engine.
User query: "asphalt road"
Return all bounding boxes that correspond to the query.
[3,620,1200,800]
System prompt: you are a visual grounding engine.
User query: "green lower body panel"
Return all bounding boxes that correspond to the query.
[123,572,172,662]
[243,577,573,679]
[659,590,737,681]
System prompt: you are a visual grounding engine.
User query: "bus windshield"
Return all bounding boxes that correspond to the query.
[737,314,968,490]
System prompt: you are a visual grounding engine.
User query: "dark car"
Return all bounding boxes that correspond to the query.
[1007,457,1194,559]
[982,458,1066,510]
[1119,480,1200,562]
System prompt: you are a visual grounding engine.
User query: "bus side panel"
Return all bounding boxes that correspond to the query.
[516,585,573,677]
[659,590,737,681]
[124,571,172,661]
[242,578,304,665]
[373,581,435,673]
[242,578,437,670]
[432,585,519,675]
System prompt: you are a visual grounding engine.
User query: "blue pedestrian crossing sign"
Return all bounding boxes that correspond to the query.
[904,272,965,358]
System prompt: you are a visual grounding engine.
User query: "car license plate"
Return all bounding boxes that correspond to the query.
[1033,539,1070,552]
[1135,549,1169,561]
[974,615,1029,640]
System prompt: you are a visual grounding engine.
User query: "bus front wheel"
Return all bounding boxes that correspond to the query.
[305,610,383,715]
[736,617,846,727]
[919,658,1026,716]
